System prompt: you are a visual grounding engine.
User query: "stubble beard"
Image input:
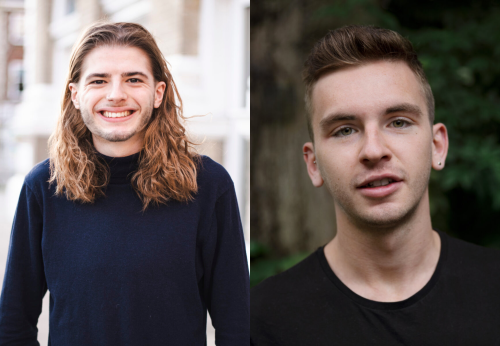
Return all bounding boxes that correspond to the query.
[321,163,432,231]
[80,103,154,143]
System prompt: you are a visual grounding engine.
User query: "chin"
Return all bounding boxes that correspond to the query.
[346,203,419,230]
[99,130,138,143]
[357,214,408,229]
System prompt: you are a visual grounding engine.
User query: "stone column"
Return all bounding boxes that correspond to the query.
[149,0,183,56]
[77,0,101,27]
[24,0,52,86]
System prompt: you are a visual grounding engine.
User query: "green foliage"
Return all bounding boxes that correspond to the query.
[312,0,399,29]
[397,4,500,244]
[250,240,310,287]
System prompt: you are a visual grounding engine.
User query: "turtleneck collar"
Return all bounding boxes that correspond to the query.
[96,151,141,184]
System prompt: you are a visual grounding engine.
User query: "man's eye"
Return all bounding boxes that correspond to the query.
[90,80,105,85]
[392,119,408,128]
[129,78,141,83]
[334,127,355,137]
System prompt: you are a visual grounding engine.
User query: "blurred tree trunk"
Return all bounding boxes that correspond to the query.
[250,1,337,256]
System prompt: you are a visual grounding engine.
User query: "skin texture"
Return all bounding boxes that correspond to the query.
[303,61,449,302]
[69,46,166,157]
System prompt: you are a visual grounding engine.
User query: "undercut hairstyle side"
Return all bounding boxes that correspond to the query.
[49,22,199,210]
[303,25,435,141]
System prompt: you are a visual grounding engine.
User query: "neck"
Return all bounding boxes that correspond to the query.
[92,133,144,157]
[324,192,441,302]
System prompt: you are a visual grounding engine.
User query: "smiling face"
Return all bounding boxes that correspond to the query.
[303,60,448,229]
[69,45,166,156]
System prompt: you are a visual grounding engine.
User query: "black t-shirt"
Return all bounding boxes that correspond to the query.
[251,231,500,345]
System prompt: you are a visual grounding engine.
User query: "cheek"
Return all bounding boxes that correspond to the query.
[80,91,101,109]
[392,132,432,163]
[131,89,155,103]
[317,148,355,184]
[391,134,433,187]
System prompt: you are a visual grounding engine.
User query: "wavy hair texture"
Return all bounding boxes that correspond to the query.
[48,22,199,210]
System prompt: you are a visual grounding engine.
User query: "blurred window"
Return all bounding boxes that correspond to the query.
[7,60,23,101]
[66,0,76,14]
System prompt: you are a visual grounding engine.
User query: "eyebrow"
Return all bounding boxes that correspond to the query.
[319,102,423,131]
[122,71,149,79]
[319,113,357,131]
[385,103,423,117]
[84,71,149,83]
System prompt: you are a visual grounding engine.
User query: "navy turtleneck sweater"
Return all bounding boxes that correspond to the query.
[0,153,249,345]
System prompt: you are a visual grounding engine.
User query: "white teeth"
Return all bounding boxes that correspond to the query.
[367,178,393,187]
[102,111,132,118]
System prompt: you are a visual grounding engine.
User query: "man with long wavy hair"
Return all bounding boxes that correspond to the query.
[0,22,249,345]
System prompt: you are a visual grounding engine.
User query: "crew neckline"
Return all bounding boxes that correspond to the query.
[317,230,448,310]
[96,151,142,184]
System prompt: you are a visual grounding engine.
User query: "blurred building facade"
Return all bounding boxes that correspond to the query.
[0,0,23,184]
[5,0,250,231]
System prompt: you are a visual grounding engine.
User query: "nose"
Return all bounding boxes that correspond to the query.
[358,126,392,165]
[106,81,127,102]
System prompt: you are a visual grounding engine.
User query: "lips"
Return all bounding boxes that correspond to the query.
[358,174,402,188]
[357,174,403,198]
[96,107,138,122]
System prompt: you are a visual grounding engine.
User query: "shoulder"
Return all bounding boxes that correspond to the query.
[196,155,234,197]
[251,251,323,316]
[24,158,51,192]
[437,231,500,297]
[251,251,329,342]
[444,232,500,271]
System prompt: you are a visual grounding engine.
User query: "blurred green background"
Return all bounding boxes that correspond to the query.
[250,0,500,287]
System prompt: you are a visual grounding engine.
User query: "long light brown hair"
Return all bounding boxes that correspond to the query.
[49,22,198,210]
[303,25,434,141]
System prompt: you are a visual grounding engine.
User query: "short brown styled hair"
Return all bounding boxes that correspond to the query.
[303,25,434,140]
[49,22,198,210]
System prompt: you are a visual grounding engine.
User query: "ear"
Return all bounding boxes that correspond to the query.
[303,142,324,187]
[154,81,166,108]
[431,123,448,170]
[68,83,80,109]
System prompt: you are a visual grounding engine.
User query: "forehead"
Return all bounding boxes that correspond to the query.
[80,45,153,77]
[310,61,427,125]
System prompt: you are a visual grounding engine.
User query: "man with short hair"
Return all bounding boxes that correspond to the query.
[0,22,249,345]
[251,25,500,345]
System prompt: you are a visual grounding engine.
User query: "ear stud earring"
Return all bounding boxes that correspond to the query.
[438,162,442,166]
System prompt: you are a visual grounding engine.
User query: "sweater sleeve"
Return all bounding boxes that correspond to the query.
[0,181,47,345]
[203,186,250,345]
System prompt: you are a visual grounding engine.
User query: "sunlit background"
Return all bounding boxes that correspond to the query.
[0,0,249,344]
